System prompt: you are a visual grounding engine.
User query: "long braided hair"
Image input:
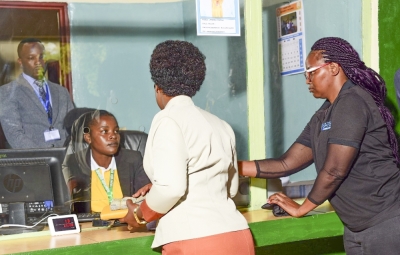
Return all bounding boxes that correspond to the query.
[311,37,399,164]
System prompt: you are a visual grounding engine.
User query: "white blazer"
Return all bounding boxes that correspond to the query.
[143,95,249,248]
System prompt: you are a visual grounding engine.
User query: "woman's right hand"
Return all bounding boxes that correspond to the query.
[119,200,142,230]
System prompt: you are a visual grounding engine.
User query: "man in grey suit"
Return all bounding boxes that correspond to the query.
[0,38,74,149]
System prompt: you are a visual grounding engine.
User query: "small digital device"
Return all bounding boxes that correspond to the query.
[47,214,80,236]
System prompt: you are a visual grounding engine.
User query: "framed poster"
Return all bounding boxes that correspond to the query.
[276,0,306,76]
[196,0,241,36]
[0,1,72,94]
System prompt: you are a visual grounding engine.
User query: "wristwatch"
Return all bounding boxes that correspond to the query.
[133,205,147,225]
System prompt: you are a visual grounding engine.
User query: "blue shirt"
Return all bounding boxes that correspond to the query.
[22,72,53,106]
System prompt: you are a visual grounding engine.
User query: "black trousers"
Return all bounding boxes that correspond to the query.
[343,215,400,255]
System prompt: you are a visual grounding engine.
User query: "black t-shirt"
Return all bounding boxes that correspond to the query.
[296,80,400,232]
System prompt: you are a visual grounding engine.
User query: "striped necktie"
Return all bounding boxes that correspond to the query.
[35,80,46,101]
[35,80,53,123]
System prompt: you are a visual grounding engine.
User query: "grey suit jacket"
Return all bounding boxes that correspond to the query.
[0,74,75,148]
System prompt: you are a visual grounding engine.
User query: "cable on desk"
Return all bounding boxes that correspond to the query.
[0,214,59,229]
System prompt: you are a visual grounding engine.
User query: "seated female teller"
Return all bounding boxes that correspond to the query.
[62,110,151,214]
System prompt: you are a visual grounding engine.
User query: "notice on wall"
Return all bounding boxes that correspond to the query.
[196,0,241,36]
[276,0,306,76]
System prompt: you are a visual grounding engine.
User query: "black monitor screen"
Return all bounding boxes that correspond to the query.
[0,163,53,203]
[0,147,69,214]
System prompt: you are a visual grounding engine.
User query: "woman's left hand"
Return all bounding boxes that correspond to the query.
[268,193,305,217]
[119,199,141,230]
[133,183,152,198]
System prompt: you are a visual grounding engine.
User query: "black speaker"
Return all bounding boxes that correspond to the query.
[232,176,250,207]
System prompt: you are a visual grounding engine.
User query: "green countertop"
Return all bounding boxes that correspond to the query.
[14,212,345,255]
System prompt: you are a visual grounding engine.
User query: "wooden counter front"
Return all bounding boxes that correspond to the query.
[0,222,154,254]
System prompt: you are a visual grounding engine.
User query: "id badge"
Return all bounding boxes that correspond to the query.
[44,129,61,141]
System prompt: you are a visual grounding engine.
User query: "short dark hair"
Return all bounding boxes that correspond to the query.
[150,40,206,97]
[82,110,118,134]
[17,38,43,58]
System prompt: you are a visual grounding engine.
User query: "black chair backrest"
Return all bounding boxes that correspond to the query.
[119,130,148,157]
[63,108,98,147]
[66,110,148,157]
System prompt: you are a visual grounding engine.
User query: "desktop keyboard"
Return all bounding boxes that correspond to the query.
[76,212,101,222]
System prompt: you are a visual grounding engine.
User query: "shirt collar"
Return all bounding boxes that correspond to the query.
[23,72,48,94]
[22,72,47,86]
[339,79,356,92]
[164,95,194,109]
[90,151,116,175]
[317,80,356,115]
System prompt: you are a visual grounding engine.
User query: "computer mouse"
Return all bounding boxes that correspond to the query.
[261,202,290,217]
[261,202,274,210]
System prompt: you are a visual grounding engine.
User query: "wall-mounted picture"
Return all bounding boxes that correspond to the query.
[0,2,72,92]
[280,12,298,36]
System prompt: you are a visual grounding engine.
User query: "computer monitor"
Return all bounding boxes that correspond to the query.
[0,147,70,230]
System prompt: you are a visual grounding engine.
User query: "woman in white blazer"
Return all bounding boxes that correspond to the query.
[121,40,254,254]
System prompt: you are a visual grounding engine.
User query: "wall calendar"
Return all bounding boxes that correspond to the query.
[276,0,306,76]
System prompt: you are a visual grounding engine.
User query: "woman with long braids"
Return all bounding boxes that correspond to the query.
[240,37,400,254]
